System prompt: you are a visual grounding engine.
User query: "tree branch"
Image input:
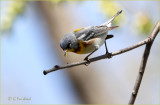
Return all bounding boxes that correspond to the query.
[128,22,159,104]
[43,22,159,75]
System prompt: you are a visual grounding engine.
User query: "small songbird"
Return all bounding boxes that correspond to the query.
[60,10,122,61]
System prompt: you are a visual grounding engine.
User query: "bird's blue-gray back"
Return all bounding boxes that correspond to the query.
[75,26,109,41]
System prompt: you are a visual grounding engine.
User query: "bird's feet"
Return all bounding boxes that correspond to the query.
[106,52,112,58]
[84,57,90,66]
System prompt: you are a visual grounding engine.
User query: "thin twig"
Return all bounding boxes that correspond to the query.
[43,22,159,75]
[128,22,159,104]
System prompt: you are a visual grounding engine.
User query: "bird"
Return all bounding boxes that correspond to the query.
[60,10,122,62]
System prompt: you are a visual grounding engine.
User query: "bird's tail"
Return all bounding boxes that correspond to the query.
[101,10,122,27]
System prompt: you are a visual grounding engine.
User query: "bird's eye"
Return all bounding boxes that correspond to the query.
[69,43,71,47]
[67,43,72,49]
[69,43,72,49]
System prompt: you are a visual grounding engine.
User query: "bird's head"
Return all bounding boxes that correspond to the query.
[60,32,79,56]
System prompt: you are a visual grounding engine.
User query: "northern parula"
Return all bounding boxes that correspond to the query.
[60,10,122,61]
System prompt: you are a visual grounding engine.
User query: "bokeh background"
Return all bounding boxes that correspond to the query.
[1,0,159,104]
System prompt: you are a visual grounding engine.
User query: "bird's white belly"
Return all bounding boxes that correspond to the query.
[84,35,106,54]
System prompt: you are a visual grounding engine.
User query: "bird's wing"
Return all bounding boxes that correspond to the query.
[74,10,122,41]
[74,26,109,41]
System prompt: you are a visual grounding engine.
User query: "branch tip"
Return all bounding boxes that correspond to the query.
[43,70,47,75]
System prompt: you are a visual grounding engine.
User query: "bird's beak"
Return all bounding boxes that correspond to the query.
[64,50,68,56]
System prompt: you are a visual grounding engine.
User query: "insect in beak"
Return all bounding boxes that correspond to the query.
[64,50,68,56]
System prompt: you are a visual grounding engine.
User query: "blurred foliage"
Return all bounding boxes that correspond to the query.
[49,0,64,4]
[1,1,26,32]
[133,12,153,35]
[1,0,154,36]
[49,0,85,4]
[100,1,124,25]
[100,1,154,35]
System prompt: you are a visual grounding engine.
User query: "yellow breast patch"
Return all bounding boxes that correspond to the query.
[68,39,96,54]
[66,40,86,54]
[76,40,86,54]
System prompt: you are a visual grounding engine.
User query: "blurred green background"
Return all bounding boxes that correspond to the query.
[1,0,159,104]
